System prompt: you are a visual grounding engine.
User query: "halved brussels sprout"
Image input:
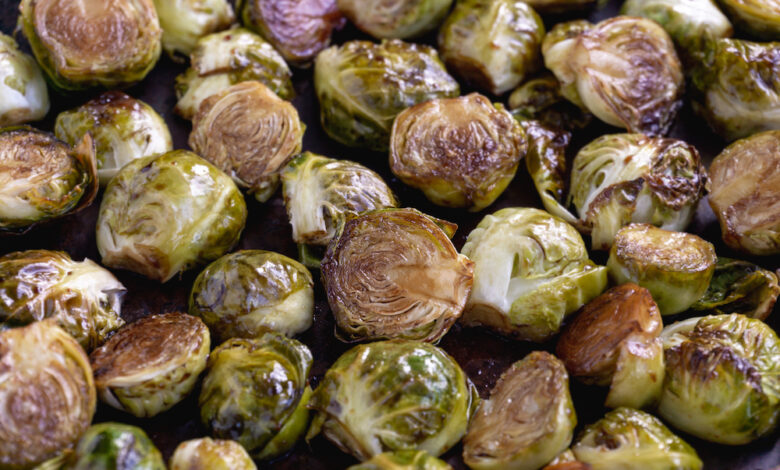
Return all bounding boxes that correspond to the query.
[200,332,312,460]
[571,408,702,470]
[0,321,96,469]
[0,126,97,234]
[54,91,173,186]
[348,450,453,470]
[0,250,125,351]
[314,40,459,151]
[508,74,592,131]
[96,150,247,282]
[307,340,478,461]
[463,351,576,470]
[339,0,452,39]
[557,284,664,409]
[169,438,256,470]
[438,0,545,96]
[18,0,162,90]
[690,258,780,320]
[0,33,49,127]
[542,17,684,136]
[716,0,780,39]
[659,314,780,444]
[608,224,717,315]
[321,208,474,343]
[64,422,165,470]
[390,94,526,211]
[153,0,235,57]
[460,208,607,342]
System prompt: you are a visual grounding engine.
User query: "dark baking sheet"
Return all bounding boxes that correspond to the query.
[1,0,778,468]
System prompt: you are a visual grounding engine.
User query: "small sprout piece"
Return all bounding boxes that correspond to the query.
[542,450,590,470]
[153,0,235,57]
[463,351,577,470]
[348,450,453,470]
[338,0,452,39]
[322,208,474,343]
[55,91,173,186]
[170,438,257,470]
[0,33,49,126]
[557,284,664,409]
[65,422,165,470]
[308,340,478,460]
[659,314,780,445]
[460,208,607,342]
[716,0,780,39]
[0,321,96,469]
[96,150,247,282]
[314,40,459,151]
[508,74,592,131]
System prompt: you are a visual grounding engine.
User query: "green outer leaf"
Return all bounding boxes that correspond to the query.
[690,258,780,320]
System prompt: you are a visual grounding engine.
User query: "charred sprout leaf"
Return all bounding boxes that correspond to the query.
[96,150,247,283]
[348,450,453,470]
[339,0,451,39]
[460,208,607,342]
[0,33,49,127]
[463,351,576,470]
[438,0,545,95]
[18,0,162,90]
[390,94,526,211]
[307,340,478,460]
[659,314,780,444]
[314,39,459,151]
[716,0,780,39]
[55,91,173,186]
[508,74,592,131]
[169,438,256,470]
[63,422,165,470]
[153,0,235,57]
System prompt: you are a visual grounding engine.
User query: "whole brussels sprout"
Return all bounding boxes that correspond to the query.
[542,17,684,136]
[508,74,592,132]
[307,340,478,461]
[659,314,780,444]
[153,0,235,57]
[463,351,576,470]
[54,91,173,186]
[314,40,459,151]
[460,208,607,342]
[189,81,304,202]
[63,423,165,470]
[0,321,96,469]
[390,94,526,212]
[348,450,453,470]
[716,0,780,39]
[18,0,162,90]
[0,33,49,127]
[0,250,125,351]
[339,0,452,39]
[169,438,256,470]
[96,150,247,282]
[199,332,313,460]
[571,408,702,470]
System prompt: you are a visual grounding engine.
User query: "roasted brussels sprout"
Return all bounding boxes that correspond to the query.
[0,321,96,469]
[571,408,702,470]
[307,340,478,460]
[716,0,780,39]
[96,150,247,282]
[508,74,591,131]
[438,0,545,96]
[348,450,453,470]
[314,40,459,151]
[54,91,173,186]
[153,0,235,57]
[339,0,452,39]
[322,208,474,343]
[64,422,165,470]
[460,208,607,342]
[199,332,312,460]
[169,438,256,470]
[659,314,780,444]
[0,126,97,234]
[18,0,162,90]
[390,94,526,211]
[463,351,576,470]
[690,258,780,320]
[542,17,684,136]
[0,33,49,127]
[557,284,664,409]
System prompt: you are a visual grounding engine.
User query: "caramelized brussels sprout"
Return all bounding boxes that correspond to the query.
[0,33,49,127]
[690,258,780,320]
[460,208,607,342]
[169,438,256,470]
[96,150,247,282]
[307,340,478,460]
[54,91,173,186]
[64,423,165,470]
[348,451,453,470]
[463,351,576,470]
[508,74,592,131]
[716,0,780,39]
[153,0,235,57]
[314,40,459,151]
[339,0,452,39]
[18,0,162,90]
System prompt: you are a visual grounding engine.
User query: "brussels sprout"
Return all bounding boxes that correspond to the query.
[174,28,294,120]
[338,0,452,39]
[0,33,49,127]
[200,332,312,460]
[659,314,780,444]
[557,284,665,409]
[460,208,607,342]
[0,321,96,469]
[390,94,526,211]
[153,0,235,57]
[307,340,478,460]
[314,40,460,151]
[18,0,161,90]
[571,408,702,470]
[438,0,545,96]
[0,250,125,351]
[0,126,98,234]
[189,81,304,202]
[463,351,576,470]
[508,74,592,131]
[542,450,589,470]
[348,450,453,470]
[321,208,473,343]
[54,91,173,186]
[63,423,165,470]
[96,150,247,282]
[542,17,684,136]
[169,438,256,470]
[708,130,780,255]
[716,0,780,39]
